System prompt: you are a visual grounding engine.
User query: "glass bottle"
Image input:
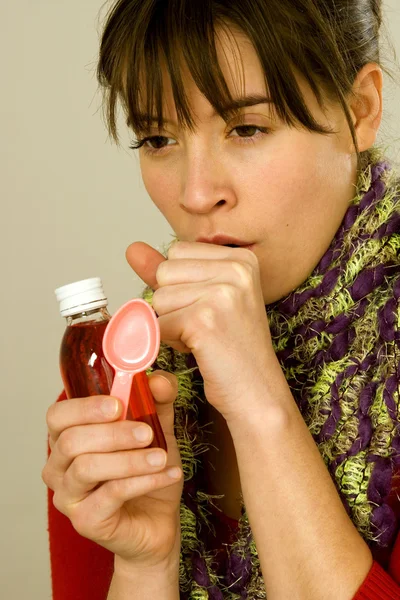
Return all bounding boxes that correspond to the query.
[55,278,115,399]
[55,278,165,449]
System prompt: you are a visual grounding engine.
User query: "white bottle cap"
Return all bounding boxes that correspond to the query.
[55,277,108,317]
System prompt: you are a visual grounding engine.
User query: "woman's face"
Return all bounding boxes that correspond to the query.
[136,27,359,304]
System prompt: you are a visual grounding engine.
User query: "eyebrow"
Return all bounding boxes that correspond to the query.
[126,94,274,127]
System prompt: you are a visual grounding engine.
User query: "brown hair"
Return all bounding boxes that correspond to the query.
[96,0,396,170]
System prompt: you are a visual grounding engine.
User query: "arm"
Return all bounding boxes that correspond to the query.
[107,555,180,600]
[226,356,374,600]
[46,374,181,600]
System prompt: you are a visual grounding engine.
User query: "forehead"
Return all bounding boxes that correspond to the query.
[135,25,268,121]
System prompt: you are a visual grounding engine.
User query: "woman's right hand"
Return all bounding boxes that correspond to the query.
[42,370,183,570]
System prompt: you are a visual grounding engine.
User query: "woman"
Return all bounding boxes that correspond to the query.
[43,0,400,598]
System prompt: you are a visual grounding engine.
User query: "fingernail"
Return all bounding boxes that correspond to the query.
[134,425,152,442]
[158,375,172,387]
[146,451,165,466]
[101,398,119,418]
[166,467,181,479]
[150,373,171,386]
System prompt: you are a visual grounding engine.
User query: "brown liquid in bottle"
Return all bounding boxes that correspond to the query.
[60,320,114,398]
[60,315,166,450]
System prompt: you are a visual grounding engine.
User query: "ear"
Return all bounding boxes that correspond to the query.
[348,63,383,152]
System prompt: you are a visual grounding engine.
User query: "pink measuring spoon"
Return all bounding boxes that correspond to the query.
[102,298,167,451]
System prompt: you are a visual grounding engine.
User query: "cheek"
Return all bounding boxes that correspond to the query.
[140,160,178,215]
[244,134,340,226]
[238,147,323,229]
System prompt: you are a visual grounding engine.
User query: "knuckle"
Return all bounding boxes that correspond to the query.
[52,491,66,514]
[145,473,158,488]
[213,284,236,307]
[232,261,253,288]
[57,429,77,460]
[46,402,58,432]
[41,464,51,487]
[195,306,217,331]
[72,455,94,483]
[108,477,128,497]
[151,288,164,314]
[156,261,167,284]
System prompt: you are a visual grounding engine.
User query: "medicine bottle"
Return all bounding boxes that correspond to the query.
[55,278,115,399]
[55,278,166,450]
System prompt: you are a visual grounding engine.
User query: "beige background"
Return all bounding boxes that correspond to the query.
[2,1,400,597]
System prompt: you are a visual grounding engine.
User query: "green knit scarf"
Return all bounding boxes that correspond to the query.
[141,146,400,599]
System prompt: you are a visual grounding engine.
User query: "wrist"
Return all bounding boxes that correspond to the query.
[227,400,291,444]
[114,552,180,581]
[226,363,295,434]
[109,554,180,600]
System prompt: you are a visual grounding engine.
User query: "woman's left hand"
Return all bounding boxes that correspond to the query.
[126,240,276,422]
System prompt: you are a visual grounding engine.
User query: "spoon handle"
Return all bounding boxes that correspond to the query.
[129,371,168,452]
[110,370,135,420]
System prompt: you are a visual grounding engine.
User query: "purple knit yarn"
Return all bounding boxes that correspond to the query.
[349,263,386,302]
[314,288,398,449]
[225,550,252,596]
[391,433,400,467]
[192,553,224,599]
[373,212,400,238]
[329,379,377,467]
[383,374,398,421]
[379,297,398,342]
[366,456,397,546]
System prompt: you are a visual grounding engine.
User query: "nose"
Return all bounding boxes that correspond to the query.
[180,145,237,214]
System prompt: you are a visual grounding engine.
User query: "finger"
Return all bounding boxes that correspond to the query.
[48,420,154,481]
[157,307,193,354]
[152,281,208,316]
[155,257,255,287]
[62,447,168,502]
[46,395,123,445]
[125,241,167,291]
[147,371,178,405]
[147,371,180,432]
[61,468,182,531]
[167,240,251,259]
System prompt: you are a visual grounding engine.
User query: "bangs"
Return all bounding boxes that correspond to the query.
[97,0,340,143]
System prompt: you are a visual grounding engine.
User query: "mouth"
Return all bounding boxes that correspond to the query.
[196,235,254,248]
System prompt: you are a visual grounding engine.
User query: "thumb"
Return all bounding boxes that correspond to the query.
[147,371,179,434]
[125,241,167,291]
[148,370,178,405]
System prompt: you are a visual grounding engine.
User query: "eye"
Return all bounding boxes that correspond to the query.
[229,125,269,138]
[129,136,176,152]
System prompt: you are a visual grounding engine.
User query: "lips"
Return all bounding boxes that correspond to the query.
[196,235,253,247]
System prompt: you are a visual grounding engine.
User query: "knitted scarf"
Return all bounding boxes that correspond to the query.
[141,146,400,599]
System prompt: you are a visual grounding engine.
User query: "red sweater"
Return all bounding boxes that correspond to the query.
[47,391,400,599]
